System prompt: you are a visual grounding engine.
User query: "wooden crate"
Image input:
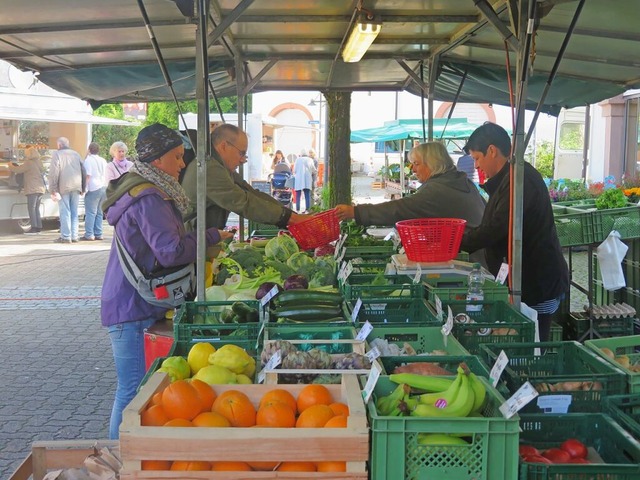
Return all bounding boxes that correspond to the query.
[9,440,118,480]
[119,372,369,479]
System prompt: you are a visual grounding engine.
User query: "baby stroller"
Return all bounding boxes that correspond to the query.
[268,170,293,208]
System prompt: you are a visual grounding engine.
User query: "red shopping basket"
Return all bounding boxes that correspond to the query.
[288,208,340,250]
[395,218,466,262]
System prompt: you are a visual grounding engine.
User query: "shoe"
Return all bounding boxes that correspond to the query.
[54,237,72,244]
[95,236,104,241]
[24,229,41,236]
[71,238,79,243]
[80,236,95,241]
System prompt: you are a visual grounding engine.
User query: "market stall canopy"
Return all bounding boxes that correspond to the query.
[351,118,480,143]
[0,106,134,126]
[0,0,638,114]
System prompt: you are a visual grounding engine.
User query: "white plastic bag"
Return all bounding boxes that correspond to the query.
[597,230,628,291]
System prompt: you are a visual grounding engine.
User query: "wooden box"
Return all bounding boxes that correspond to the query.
[119,372,369,479]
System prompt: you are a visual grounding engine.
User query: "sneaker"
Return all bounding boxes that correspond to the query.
[95,236,104,241]
[54,237,72,244]
[80,236,95,241]
[71,238,79,243]
[24,229,41,236]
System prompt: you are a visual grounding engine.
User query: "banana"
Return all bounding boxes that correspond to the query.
[398,394,420,415]
[388,373,454,392]
[418,368,463,406]
[468,372,487,414]
[376,383,410,416]
[417,433,469,446]
[411,369,475,418]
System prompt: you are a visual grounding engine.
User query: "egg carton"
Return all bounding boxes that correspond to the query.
[585,303,637,319]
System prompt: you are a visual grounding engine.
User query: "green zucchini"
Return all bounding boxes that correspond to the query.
[273,305,343,321]
[275,290,343,305]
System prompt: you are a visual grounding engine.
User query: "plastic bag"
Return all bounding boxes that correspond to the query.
[597,230,628,291]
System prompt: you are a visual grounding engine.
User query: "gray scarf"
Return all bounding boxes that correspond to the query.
[129,161,191,216]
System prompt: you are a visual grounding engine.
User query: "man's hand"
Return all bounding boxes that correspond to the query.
[288,212,312,224]
[218,229,236,242]
[334,204,355,221]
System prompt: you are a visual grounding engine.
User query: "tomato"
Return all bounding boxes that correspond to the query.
[522,455,553,464]
[519,445,540,457]
[560,438,588,459]
[568,457,590,464]
[543,448,572,463]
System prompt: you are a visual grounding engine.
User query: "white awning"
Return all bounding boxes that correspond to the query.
[0,106,134,125]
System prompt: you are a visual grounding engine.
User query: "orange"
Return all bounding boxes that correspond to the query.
[190,379,217,412]
[150,392,163,407]
[163,418,194,427]
[295,404,335,428]
[210,461,253,471]
[141,404,170,426]
[247,461,279,471]
[141,460,171,470]
[329,402,349,417]
[317,461,347,472]
[212,390,257,427]
[324,414,348,428]
[256,401,296,427]
[170,460,211,471]
[296,384,333,413]
[260,388,298,413]
[192,411,231,427]
[277,461,317,472]
[161,379,203,420]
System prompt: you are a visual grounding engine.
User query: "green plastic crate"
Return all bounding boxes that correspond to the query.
[247,220,279,233]
[367,376,520,480]
[604,394,640,439]
[566,310,635,341]
[434,301,536,355]
[592,205,640,242]
[423,276,509,304]
[342,244,396,260]
[519,413,640,480]
[172,301,262,350]
[585,335,640,394]
[553,206,595,247]
[481,341,627,413]
[549,321,563,342]
[340,272,424,301]
[263,324,359,355]
[347,259,390,275]
[367,325,470,356]
[346,297,439,326]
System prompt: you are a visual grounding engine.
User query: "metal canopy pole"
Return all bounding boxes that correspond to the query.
[439,69,468,140]
[427,56,440,141]
[236,57,246,240]
[195,0,210,301]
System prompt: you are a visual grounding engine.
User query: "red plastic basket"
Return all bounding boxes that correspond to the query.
[288,208,340,250]
[395,218,466,262]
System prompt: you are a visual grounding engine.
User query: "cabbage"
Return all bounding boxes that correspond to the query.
[264,234,299,262]
[287,252,315,271]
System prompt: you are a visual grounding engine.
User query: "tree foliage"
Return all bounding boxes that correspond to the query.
[92,104,140,159]
[533,140,555,179]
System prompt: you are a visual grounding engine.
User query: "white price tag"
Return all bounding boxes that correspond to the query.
[383,231,394,242]
[413,264,422,284]
[343,260,353,280]
[337,246,346,264]
[257,320,266,339]
[356,320,373,341]
[334,234,346,259]
[257,350,282,384]
[537,395,572,414]
[490,350,509,387]
[435,295,443,320]
[351,298,363,323]
[496,263,509,285]
[361,361,383,404]
[499,381,539,419]
[441,306,454,336]
[392,231,401,250]
[260,284,280,307]
[365,346,381,362]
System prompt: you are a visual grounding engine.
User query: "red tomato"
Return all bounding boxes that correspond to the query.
[568,457,590,464]
[522,455,553,464]
[543,448,572,463]
[519,445,541,457]
[560,439,588,459]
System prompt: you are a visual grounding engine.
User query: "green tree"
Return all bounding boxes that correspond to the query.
[533,140,555,179]
[92,104,140,159]
[18,121,49,145]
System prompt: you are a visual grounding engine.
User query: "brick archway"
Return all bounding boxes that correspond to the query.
[269,103,318,150]
[435,102,497,123]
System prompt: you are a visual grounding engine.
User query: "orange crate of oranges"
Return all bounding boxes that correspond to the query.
[119,372,369,479]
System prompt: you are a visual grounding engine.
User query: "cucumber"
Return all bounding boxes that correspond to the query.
[275,290,343,305]
[273,305,343,321]
[274,298,341,308]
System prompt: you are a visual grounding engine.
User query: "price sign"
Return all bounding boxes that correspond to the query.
[343,260,353,280]
[365,346,381,362]
[351,298,363,323]
[356,320,373,341]
[413,264,422,284]
[499,381,539,419]
[336,247,346,264]
[260,284,280,307]
[441,306,454,336]
[361,361,383,404]
[383,231,394,242]
[537,395,572,414]
[496,263,509,285]
[257,350,282,384]
[435,295,443,321]
[490,350,509,387]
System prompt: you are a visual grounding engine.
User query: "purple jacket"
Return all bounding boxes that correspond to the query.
[101,184,220,327]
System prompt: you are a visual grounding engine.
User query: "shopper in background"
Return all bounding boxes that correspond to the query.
[101,123,233,439]
[271,149,287,171]
[335,141,486,266]
[105,141,133,183]
[307,148,319,208]
[8,146,46,235]
[181,123,308,230]
[48,137,84,243]
[293,148,316,213]
[81,142,108,241]
[456,146,479,183]
[460,122,569,341]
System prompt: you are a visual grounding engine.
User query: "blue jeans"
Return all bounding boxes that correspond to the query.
[107,318,156,439]
[27,193,43,229]
[295,188,311,211]
[83,187,106,239]
[58,191,80,240]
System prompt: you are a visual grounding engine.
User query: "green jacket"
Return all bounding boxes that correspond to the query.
[181,151,291,230]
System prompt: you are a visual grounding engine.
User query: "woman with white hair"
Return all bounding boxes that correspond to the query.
[293,148,316,212]
[105,141,133,183]
[8,147,46,234]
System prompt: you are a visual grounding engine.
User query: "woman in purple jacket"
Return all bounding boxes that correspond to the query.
[101,124,232,439]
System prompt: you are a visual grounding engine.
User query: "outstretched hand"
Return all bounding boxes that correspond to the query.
[334,204,355,221]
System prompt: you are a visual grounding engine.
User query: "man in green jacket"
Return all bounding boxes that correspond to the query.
[182,124,306,230]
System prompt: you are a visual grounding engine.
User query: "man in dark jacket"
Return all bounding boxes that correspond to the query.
[460,122,569,341]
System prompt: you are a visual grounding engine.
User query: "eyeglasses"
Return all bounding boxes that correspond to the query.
[227,141,248,158]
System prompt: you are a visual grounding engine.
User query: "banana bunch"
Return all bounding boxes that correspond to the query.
[375,363,487,419]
